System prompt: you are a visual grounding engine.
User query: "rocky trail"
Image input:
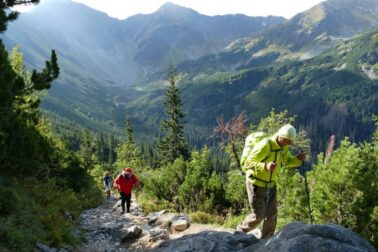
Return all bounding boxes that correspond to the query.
[74,195,376,252]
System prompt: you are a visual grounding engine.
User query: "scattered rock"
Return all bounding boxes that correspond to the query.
[35,242,56,252]
[172,219,190,232]
[63,245,74,252]
[121,225,143,242]
[154,213,176,229]
[152,212,191,232]
[63,211,74,222]
[112,199,122,209]
[148,228,170,242]
[147,209,167,225]
[70,228,81,240]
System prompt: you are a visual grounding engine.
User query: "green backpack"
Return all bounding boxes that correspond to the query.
[240,132,268,169]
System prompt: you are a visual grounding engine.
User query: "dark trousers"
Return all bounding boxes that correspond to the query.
[239,179,277,239]
[120,192,132,213]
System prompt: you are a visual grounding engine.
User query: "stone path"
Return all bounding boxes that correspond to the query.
[77,195,376,252]
[78,195,150,251]
[77,195,254,252]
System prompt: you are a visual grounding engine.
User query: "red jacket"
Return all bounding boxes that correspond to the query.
[114,170,139,195]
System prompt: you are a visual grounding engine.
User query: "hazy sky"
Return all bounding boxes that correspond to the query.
[70,0,326,19]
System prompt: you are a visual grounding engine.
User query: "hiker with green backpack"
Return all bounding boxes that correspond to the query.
[236,124,306,239]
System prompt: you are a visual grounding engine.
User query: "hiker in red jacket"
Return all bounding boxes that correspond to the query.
[113,167,139,214]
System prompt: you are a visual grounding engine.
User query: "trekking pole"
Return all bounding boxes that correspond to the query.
[264,151,278,220]
[302,161,314,224]
[264,170,272,221]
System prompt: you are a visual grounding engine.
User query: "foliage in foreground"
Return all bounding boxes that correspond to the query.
[139,110,378,248]
[0,8,103,249]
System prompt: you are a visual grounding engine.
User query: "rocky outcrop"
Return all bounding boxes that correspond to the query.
[240,222,376,252]
[155,230,259,251]
[157,222,376,252]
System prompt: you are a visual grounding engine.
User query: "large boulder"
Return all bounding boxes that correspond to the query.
[240,222,375,252]
[155,230,258,251]
[149,212,191,232]
[147,210,167,225]
[172,219,190,232]
[154,222,375,252]
[148,228,170,242]
[121,225,143,242]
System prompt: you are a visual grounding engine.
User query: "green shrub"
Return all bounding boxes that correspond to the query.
[0,186,20,216]
[137,192,175,215]
[190,211,224,225]
[223,212,248,229]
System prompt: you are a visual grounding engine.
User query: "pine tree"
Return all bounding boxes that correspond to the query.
[157,64,189,165]
[108,134,115,168]
[79,129,95,171]
[125,117,135,145]
[0,2,59,175]
[115,117,143,172]
[309,139,360,227]
[95,132,105,164]
[178,147,224,212]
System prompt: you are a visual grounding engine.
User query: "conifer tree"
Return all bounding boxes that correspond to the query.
[0,1,59,175]
[307,119,378,247]
[157,64,189,165]
[125,117,135,145]
[95,132,105,164]
[115,117,143,171]
[79,129,95,171]
[108,134,115,168]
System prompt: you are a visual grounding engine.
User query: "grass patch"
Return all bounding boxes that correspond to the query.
[189,211,224,225]
[136,193,176,215]
[223,212,248,229]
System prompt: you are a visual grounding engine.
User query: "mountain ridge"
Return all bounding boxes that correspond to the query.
[165,0,378,78]
[1,0,285,135]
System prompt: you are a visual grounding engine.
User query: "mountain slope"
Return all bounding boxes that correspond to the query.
[125,2,285,75]
[3,0,285,85]
[1,0,284,134]
[165,0,378,78]
[122,30,378,148]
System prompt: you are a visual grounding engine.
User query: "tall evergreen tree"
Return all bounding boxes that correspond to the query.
[95,132,105,164]
[0,1,59,175]
[157,64,189,165]
[125,117,135,145]
[108,134,115,168]
[78,129,96,170]
[115,117,143,172]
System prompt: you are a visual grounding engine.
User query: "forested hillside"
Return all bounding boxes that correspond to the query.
[122,29,378,151]
[1,0,285,136]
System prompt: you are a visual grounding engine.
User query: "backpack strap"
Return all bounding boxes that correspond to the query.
[261,138,281,162]
[261,138,282,182]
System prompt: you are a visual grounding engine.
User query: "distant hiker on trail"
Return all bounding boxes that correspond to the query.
[237,124,306,239]
[103,171,113,199]
[113,167,139,214]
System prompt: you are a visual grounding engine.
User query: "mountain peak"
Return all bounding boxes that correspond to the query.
[156,2,198,17]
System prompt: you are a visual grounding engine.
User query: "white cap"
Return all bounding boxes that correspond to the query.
[277,124,297,141]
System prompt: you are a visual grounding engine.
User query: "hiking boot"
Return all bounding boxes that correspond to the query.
[121,210,125,215]
[235,225,247,234]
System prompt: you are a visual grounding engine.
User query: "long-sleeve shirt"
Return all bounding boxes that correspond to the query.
[242,135,302,188]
